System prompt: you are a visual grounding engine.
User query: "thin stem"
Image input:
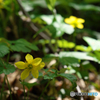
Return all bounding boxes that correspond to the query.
[23,80,26,100]
[27,89,29,100]
[5,53,12,100]
[38,80,51,100]
[5,75,12,100]
[0,75,6,99]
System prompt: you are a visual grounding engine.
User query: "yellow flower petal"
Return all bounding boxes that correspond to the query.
[77,18,85,23]
[70,16,77,22]
[25,54,33,64]
[21,69,30,80]
[15,61,26,69]
[37,62,45,70]
[77,24,84,29]
[31,70,39,78]
[32,58,42,66]
[64,18,72,24]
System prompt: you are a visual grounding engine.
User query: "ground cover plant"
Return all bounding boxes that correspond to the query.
[0,0,100,100]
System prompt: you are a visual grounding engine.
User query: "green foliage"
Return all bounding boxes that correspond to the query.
[75,45,92,52]
[59,51,98,62]
[0,43,9,57]
[43,68,77,89]
[21,81,38,89]
[0,59,15,75]
[58,73,77,88]
[45,0,56,11]
[57,40,75,48]
[85,0,100,3]
[83,37,100,51]
[1,0,100,98]
[43,69,58,79]
[59,57,79,66]
[69,3,100,11]
[40,15,74,38]
[8,39,38,53]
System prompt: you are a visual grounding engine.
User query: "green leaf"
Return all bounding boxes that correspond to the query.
[85,0,100,3]
[9,39,38,53]
[83,37,100,51]
[0,59,15,75]
[15,39,39,51]
[43,54,58,64]
[59,51,98,62]
[21,81,38,89]
[3,63,15,75]
[10,44,31,53]
[43,69,58,79]
[58,68,67,73]
[59,57,79,66]
[45,0,56,11]
[0,44,9,57]
[58,73,77,88]
[45,0,53,11]
[69,3,100,11]
[82,61,96,72]
[40,15,74,37]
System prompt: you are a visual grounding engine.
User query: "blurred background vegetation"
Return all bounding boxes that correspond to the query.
[0,0,100,100]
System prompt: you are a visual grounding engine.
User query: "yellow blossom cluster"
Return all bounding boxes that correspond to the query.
[65,16,85,29]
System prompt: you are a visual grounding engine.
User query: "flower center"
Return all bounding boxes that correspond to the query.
[28,64,33,69]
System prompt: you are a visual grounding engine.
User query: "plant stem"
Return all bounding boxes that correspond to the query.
[38,80,51,100]
[1,75,6,99]
[5,53,12,100]
[27,89,29,100]
[5,75,12,100]
[23,80,26,100]
[0,75,5,99]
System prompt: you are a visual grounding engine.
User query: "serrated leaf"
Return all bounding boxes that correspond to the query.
[21,81,38,89]
[58,73,77,88]
[9,39,38,53]
[0,44,9,57]
[15,39,39,51]
[43,69,58,79]
[0,59,15,74]
[10,44,31,53]
[3,63,15,75]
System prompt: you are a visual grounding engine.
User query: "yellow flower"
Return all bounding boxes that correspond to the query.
[15,54,45,80]
[64,16,85,29]
[0,0,3,3]
[0,0,3,8]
